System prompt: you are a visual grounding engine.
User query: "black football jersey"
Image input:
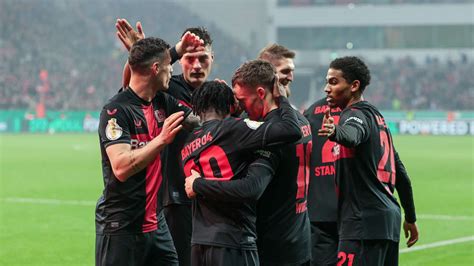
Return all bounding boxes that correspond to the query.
[330,101,401,241]
[96,88,190,235]
[303,98,342,222]
[161,74,196,206]
[256,110,312,265]
[181,97,301,249]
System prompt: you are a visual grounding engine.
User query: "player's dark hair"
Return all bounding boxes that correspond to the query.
[232,60,276,92]
[258,43,295,62]
[128,37,170,70]
[329,56,371,93]
[182,27,213,47]
[191,81,235,117]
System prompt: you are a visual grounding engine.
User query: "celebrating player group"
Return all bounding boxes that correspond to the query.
[95,18,419,266]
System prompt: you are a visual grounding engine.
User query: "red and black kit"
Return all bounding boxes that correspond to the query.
[256,110,313,266]
[181,97,301,265]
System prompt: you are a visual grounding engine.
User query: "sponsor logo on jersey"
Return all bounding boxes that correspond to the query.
[345,116,363,125]
[107,108,117,115]
[105,118,123,140]
[243,118,263,130]
[131,139,149,149]
[254,149,273,159]
[154,109,166,123]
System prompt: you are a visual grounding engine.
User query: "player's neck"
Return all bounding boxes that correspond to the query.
[129,76,157,102]
[201,109,228,122]
[346,95,364,108]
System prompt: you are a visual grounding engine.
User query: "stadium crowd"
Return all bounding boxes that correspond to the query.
[1,0,472,112]
[277,0,472,6]
[0,0,250,111]
[311,55,474,111]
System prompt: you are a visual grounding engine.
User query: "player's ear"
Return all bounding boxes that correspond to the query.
[351,80,360,93]
[256,87,266,100]
[151,61,160,74]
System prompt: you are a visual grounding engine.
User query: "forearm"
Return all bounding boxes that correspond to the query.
[264,97,302,146]
[193,162,274,202]
[109,138,166,182]
[329,124,365,147]
[394,151,417,223]
[169,46,180,65]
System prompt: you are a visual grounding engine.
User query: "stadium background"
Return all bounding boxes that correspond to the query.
[0,0,473,265]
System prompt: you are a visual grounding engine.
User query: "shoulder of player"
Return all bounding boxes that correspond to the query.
[303,99,331,117]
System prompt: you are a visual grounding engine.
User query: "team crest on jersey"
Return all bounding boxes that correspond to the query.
[154,109,166,123]
[243,118,263,130]
[105,118,123,140]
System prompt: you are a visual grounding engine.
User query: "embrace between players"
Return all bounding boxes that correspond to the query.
[95,19,419,266]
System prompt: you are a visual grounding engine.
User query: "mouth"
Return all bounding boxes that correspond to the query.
[280,79,291,86]
[190,73,205,79]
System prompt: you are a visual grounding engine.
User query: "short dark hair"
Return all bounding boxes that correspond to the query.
[191,81,235,117]
[258,43,295,62]
[181,27,212,47]
[232,60,276,92]
[128,37,170,70]
[329,56,371,92]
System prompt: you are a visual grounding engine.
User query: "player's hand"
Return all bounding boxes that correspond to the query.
[318,108,336,137]
[214,78,228,85]
[230,94,243,116]
[272,75,287,99]
[116,18,145,51]
[403,221,419,247]
[157,111,184,145]
[176,31,205,57]
[185,169,201,199]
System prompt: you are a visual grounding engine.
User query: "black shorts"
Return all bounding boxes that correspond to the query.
[310,222,338,266]
[191,244,258,266]
[96,211,178,266]
[163,203,192,266]
[337,239,399,266]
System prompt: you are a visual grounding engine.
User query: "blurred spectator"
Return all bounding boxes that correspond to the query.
[308,55,473,111]
[0,0,250,111]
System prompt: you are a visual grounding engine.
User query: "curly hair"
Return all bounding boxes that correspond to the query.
[191,81,235,117]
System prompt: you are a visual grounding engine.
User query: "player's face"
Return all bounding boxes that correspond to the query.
[155,52,173,91]
[273,58,295,97]
[180,45,213,89]
[233,84,265,121]
[324,68,353,109]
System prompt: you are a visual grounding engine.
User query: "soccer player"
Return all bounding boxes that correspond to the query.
[303,99,341,266]
[253,46,312,266]
[115,19,212,265]
[96,37,191,266]
[258,43,295,98]
[318,56,419,266]
[182,61,302,265]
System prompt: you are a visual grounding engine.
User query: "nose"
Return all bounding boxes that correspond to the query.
[287,71,294,82]
[324,84,330,93]
[192,59,202,69]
